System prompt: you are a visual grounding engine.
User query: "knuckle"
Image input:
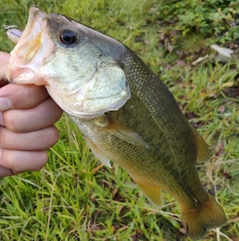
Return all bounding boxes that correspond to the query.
[36,151,48,170]
[0,149,14,170]
[2,111,18,132]
[47,125,60,146]
[48,99,63,121]
[29,151,48,171]
[0,127,8,147]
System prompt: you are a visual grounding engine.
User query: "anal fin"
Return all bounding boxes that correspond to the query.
[134,179,164,207]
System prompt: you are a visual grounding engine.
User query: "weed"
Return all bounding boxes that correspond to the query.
[0,1,239,240]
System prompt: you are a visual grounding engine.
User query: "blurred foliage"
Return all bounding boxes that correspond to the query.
[156,0,239,45]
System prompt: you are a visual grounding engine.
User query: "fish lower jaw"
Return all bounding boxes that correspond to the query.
[45,83,130,119]
[7,68,35,84]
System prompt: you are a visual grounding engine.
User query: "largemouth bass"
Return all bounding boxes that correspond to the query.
[5,7,227,240]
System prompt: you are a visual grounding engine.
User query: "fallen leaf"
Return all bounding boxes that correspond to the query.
[222,81,235,88]
[218,105,225,113]
[192,55,209,65]
[167,43,173,52]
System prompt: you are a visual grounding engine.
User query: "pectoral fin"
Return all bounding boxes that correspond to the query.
[85,137,112,168]
[190,125,211,163]
[134,179,164,207]
[103,115,149,148]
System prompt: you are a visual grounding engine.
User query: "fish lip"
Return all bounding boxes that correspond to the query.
[5,7,53,83]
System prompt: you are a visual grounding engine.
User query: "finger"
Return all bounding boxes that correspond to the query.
[0,52,10,80]
[0,84,49,111]
[0,164,13,177]
[2,97,63,132]
[0,150,48,177]
[0,125,59,151]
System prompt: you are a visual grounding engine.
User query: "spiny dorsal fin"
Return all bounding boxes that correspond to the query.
[190,125,211,163]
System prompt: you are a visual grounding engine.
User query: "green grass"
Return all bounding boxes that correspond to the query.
[1,0,239,240]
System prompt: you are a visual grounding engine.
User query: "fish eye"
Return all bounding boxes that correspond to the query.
[60,29,77,44]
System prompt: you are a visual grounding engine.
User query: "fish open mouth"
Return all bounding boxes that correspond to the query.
[5,7,54,84]
[11,7,46,65]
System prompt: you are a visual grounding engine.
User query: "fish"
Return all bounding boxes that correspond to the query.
[4,7,227,240]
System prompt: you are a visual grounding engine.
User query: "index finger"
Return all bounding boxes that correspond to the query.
[0,52,49,110]
[0,84,49,111]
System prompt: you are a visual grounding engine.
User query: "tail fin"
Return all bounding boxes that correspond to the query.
[180,195,227,240]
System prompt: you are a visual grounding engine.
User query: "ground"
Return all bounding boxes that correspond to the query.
[0,1,239,240]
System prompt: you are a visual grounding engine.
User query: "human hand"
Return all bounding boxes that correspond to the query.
[0,52,63,177]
